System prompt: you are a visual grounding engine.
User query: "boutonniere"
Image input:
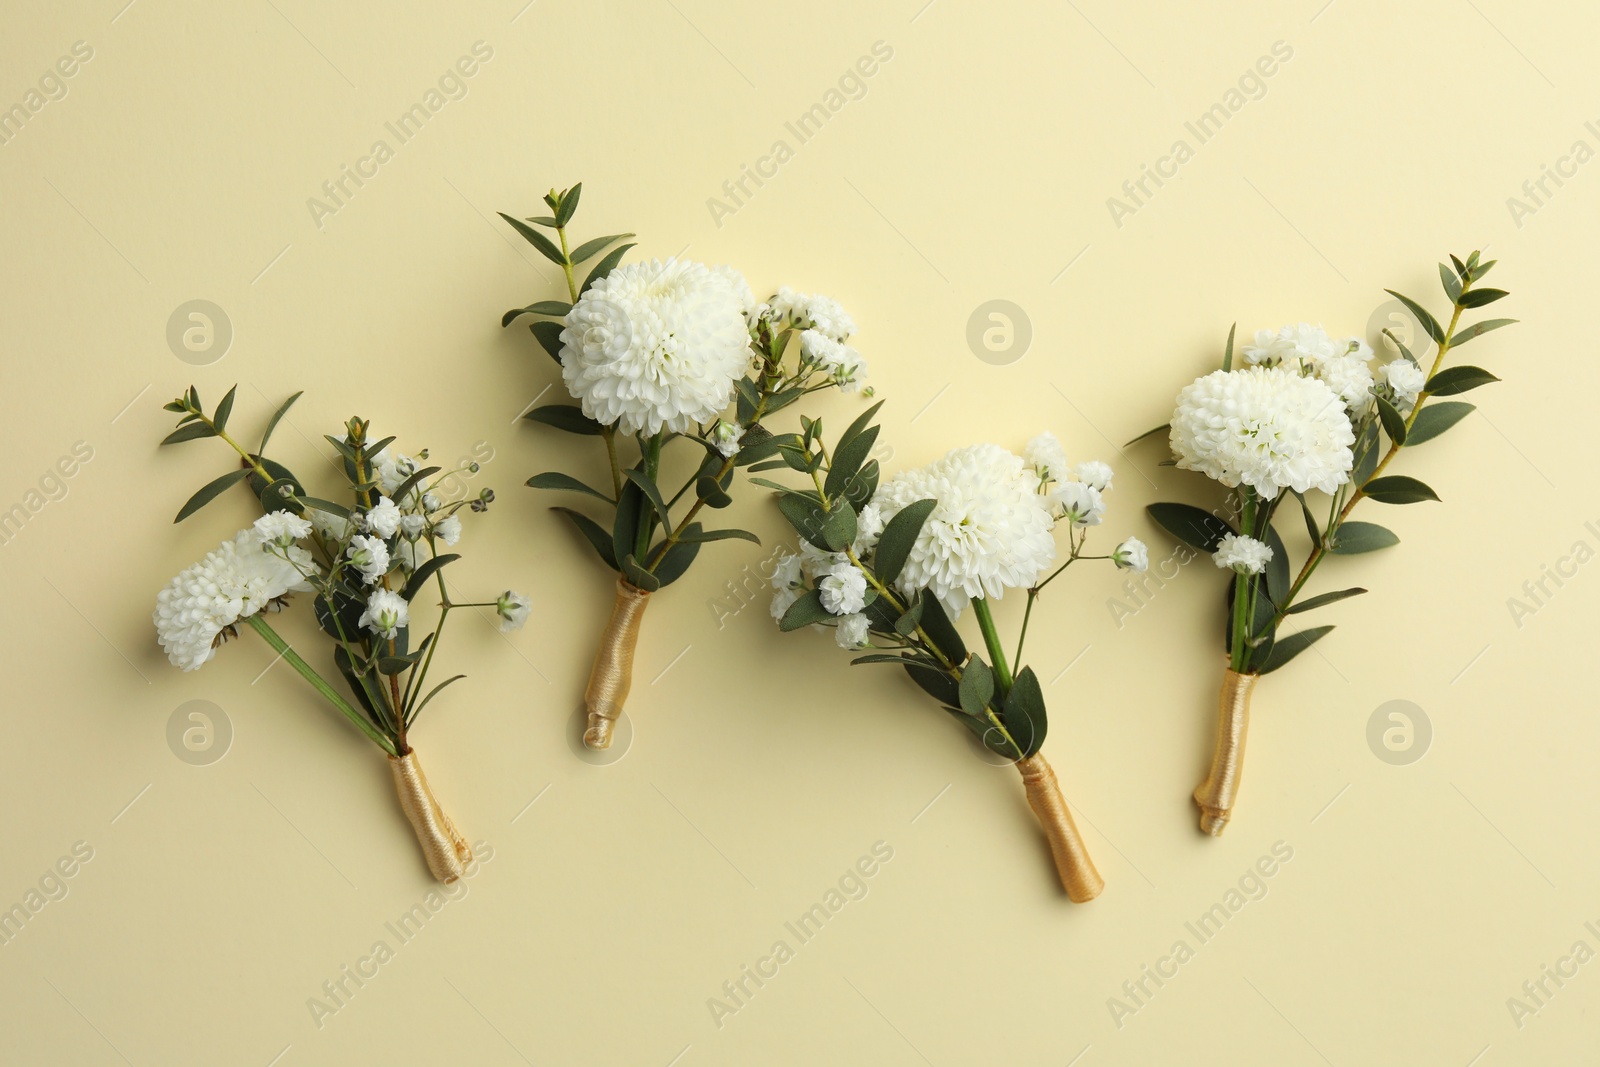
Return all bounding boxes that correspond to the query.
[499,183,867,750]
[764,408,1147,901]
[152,387,527,881]
[1143,252,1512,834]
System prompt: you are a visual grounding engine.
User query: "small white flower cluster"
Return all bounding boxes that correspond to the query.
[1213,532,1273,575]
[560,258,755,436]
[1024,433,1113,529]
[710,419,744,458]
[153,530,313,671]
[1245,320,1434,413]
[769,544,873,649]
[756,286,867,392]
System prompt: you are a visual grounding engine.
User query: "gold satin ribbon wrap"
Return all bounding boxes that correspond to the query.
[1015,754,1104,903]
[583,578,651,749]
[1193,668,1258,837]
[388,751,472,883]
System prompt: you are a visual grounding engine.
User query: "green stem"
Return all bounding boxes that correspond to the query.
[634,430,664,563]
[1229,490,1258,673]
[970,597,1014,697]
[244,614,397,756]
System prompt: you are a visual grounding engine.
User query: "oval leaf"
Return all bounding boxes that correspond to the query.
[1329,521,1399,554]
[1146,502,1233,552]
[874,498,937,585]
[1364,475,1440,505]
[1424,365,1499,397]
[525,404,604,435]
[1405,401,1474,446]
[174,468,250,522]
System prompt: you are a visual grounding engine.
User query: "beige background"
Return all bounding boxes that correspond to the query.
[1,0,1594,1064]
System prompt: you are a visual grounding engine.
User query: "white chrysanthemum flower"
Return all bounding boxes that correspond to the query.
[874,443,1057,617]
[1382,360,1427,405]
[1113,537,1149,572]
[364,496,402,538]
[1024,432,1070,485]
[1315,351,1375,409]
[496,591,532,632]
[818,561,868,616]
[153,530,313,671]
[434,515,462,546]
[1252,322,1341,367]
[854,503,885,555]
[252,511,312,548]
[709,264,756,316]
[770,585,800,621]
[560,258,753,436]
[347,534,391,585]
[399,513,427,539]
[834,612,870,649]
[1170,366,1355,499]
[1213,533,1273,575]
[359,589,409,639]
[711,419,743,458]
[1074,460,1114,492]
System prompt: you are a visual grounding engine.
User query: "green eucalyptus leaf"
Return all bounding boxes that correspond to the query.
[502,300,572,328]
[582,243,636,294]
[779,588,831,631]
[554,182,581,226]
[1259,625,1335,674]
[777,493,830,550]
[1286,587,1366,614]
[1002,666,1048,757]
[1406,401,1474,446]
[1384,289,1445,344]
[696,476,732,508]
[1425,365,1499,396]
[212,385,237,434]
[552,506,619,570]
[161,422,218,446]
[1329,521,1399,554]
[1376,395,1407,446]
[822,500,858,551]
[1457,287,1508,308]
[525,404,604,435]
[1449,318,1515,347]
[1146,502,1232,552]
[497,212,568,266]
[530,320,565,364]
[958,657,995,715]
[174,468,249,522]
[1364,475,1440,504]
[874,498,937,584]
[619,553,662,592]
[259,390,303,453]
[402,553,460,601]
[568,233,635,265]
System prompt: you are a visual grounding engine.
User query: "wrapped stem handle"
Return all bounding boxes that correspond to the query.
[1016,754,1104,903]
[389,750,472,883]
[1193,668,1258,836]
[583,578,651,749]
